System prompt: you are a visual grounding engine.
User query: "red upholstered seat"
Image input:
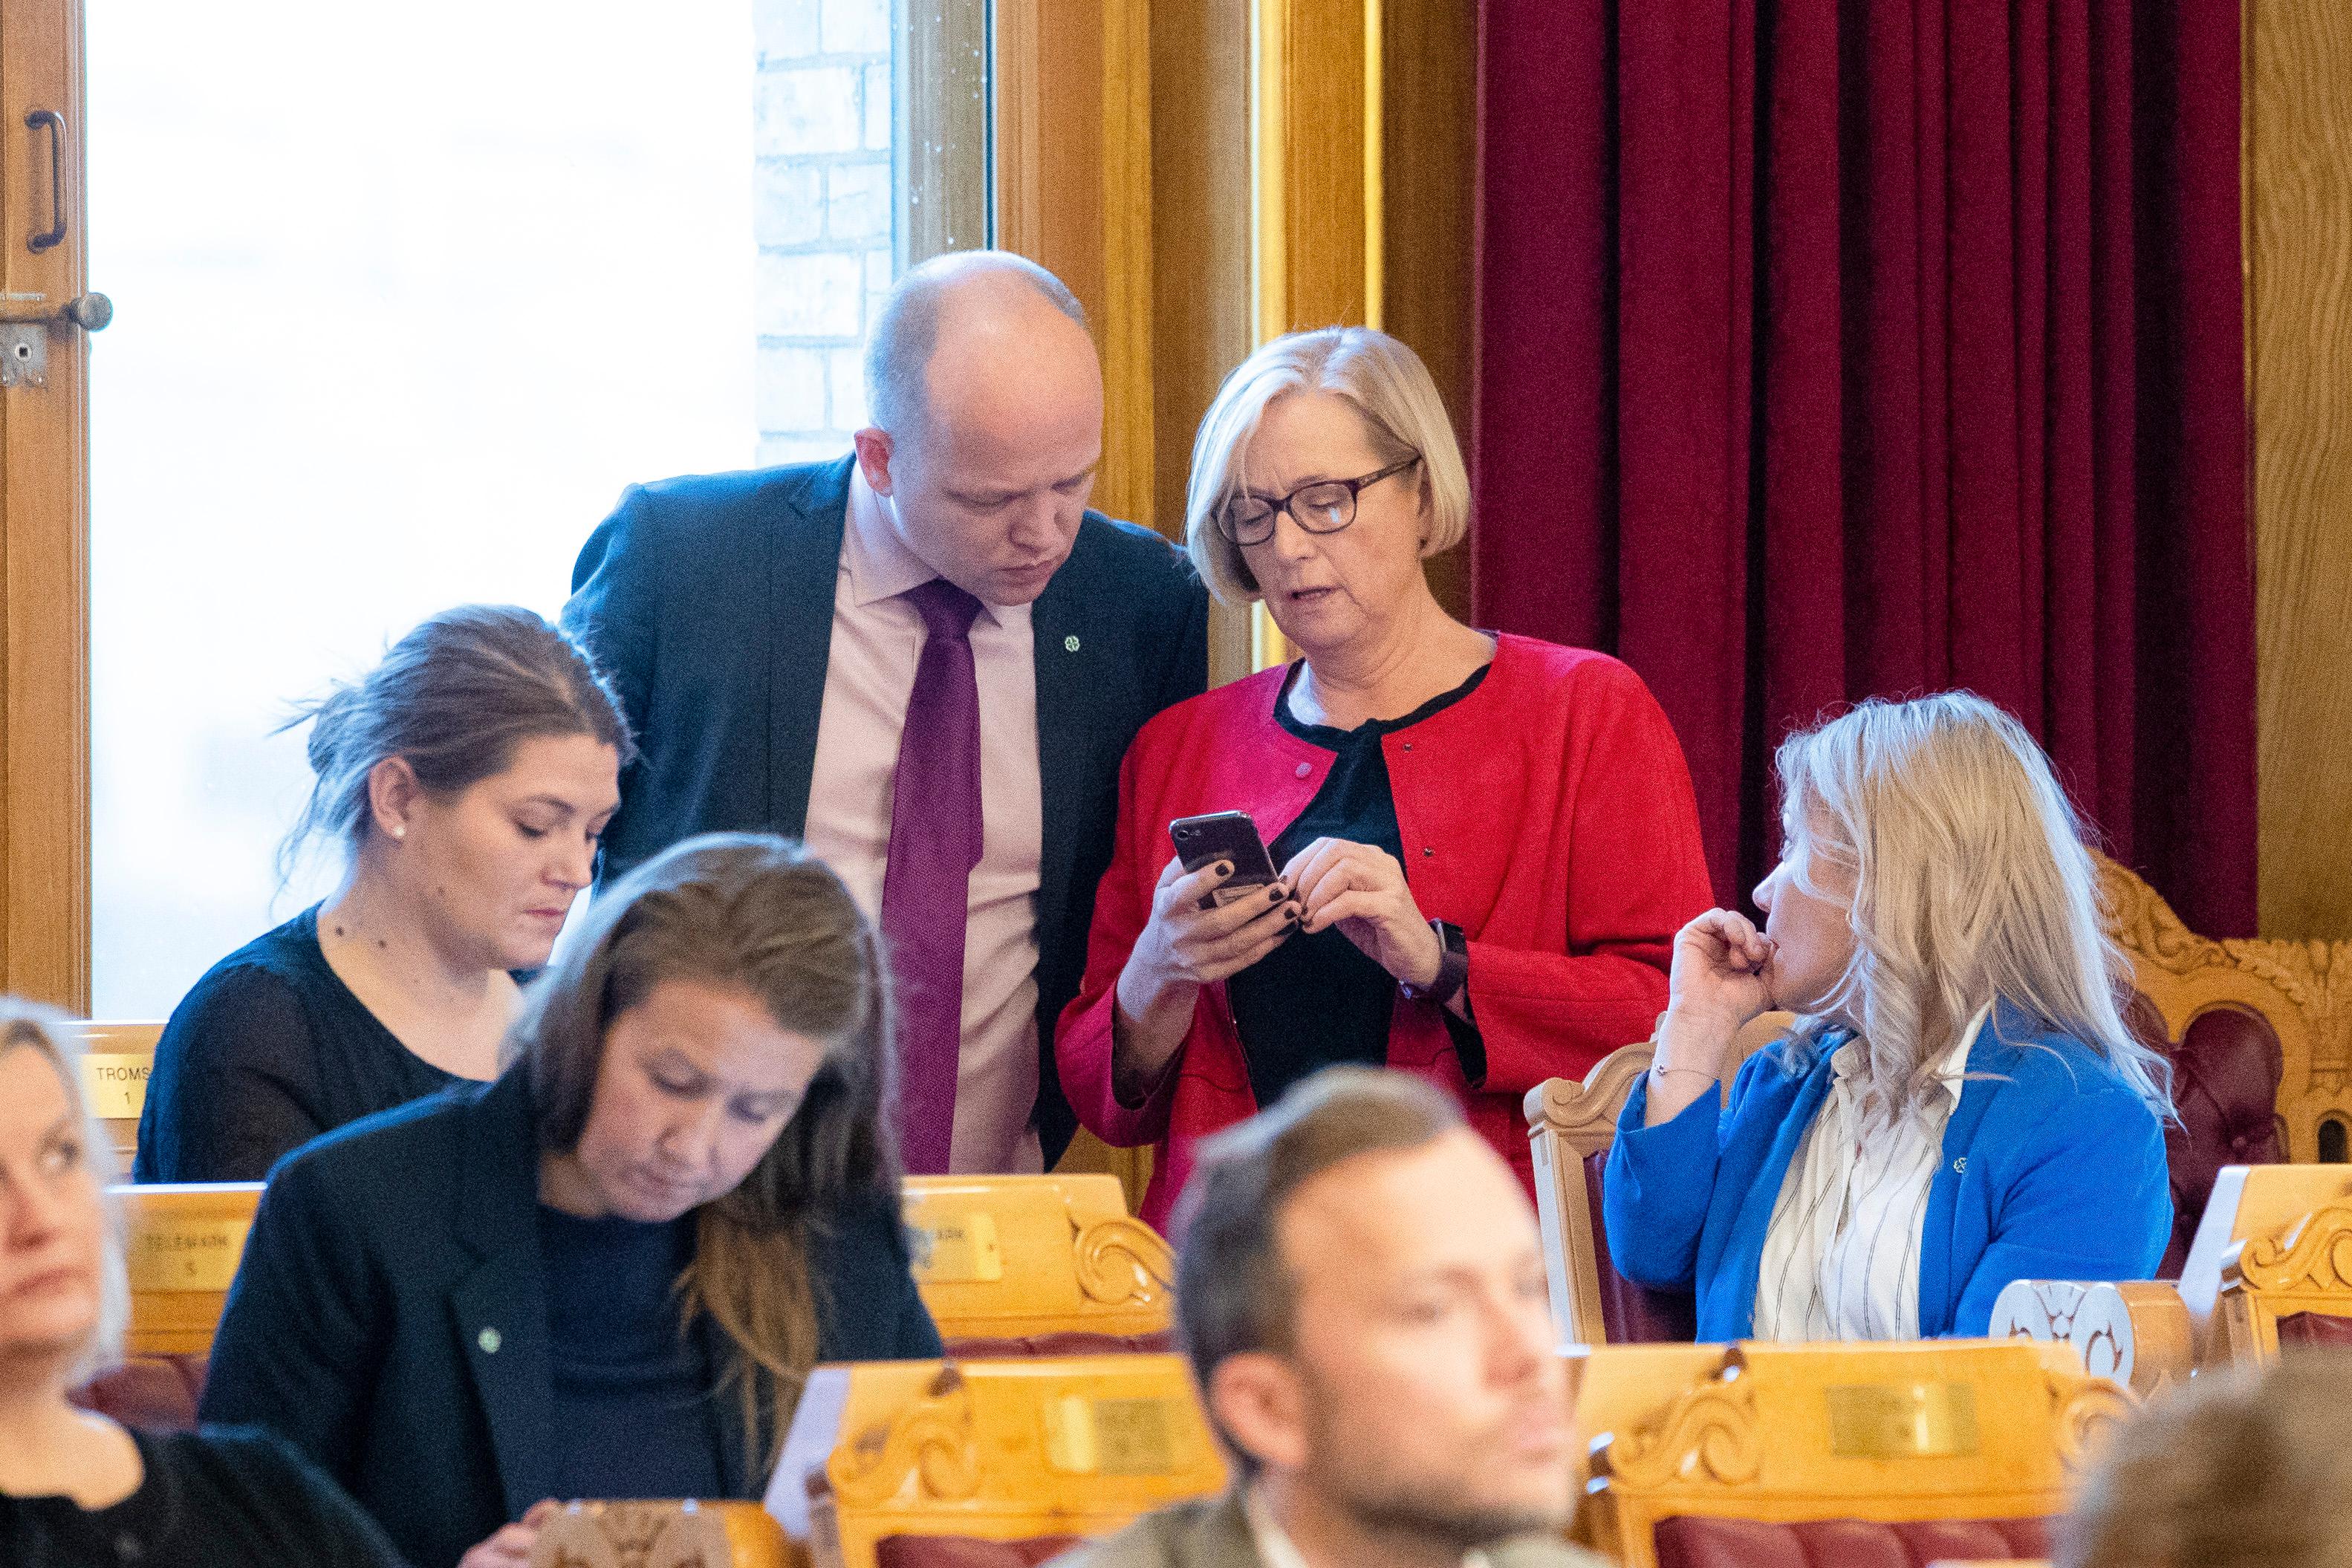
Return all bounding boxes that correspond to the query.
[2126,995,2287,1277]
[941,1330,1175,1359]
[875,1535,1082,1568]
[2275,1312,2352,1348]
[70,1355,209,1431]
[1583,1150,1698,1343]
[1654,1514,2051,1568]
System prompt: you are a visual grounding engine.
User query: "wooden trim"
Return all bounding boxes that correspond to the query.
[0,0,89,1010]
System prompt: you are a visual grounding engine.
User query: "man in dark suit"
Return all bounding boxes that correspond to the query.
[565,252,1207,1174]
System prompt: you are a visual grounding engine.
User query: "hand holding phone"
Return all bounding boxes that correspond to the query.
[1169,811,1280,911]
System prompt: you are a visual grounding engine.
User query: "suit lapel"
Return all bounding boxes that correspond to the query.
[448,1070,559,1520]
[767,457,855,839]
[1029,525,1103,925]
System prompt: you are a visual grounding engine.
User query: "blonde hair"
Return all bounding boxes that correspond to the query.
[1184,327,1470,605]
[2062,1350,2352,1568]
[1773,692,2171,1128]
[0,1004,129,1386]
[510,833,897,1469]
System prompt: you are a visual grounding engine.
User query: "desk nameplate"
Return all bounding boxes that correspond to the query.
[125,1220,252,1292]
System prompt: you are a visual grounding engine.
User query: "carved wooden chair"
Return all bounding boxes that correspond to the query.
[62,1019,163,1164]
[529,1500,790,1568]
[902,1174,1174,1355]
[2211,1201,2352,1359]
[1574,1340,2127,1568]
[777,1355,1225,1568]
[1526,1015,1790,1345]
[72,1181,262,1431]
[1992,1162,2352,1377]
[2096,853,2312,1272]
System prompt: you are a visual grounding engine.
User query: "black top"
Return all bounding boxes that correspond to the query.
[562,455,1210,1165]
[0,1425,409,1568]
[135,905,465,1183]
[199,1065,943,1568]
[538,1207,725,1502]
[1227,663,1491,1107]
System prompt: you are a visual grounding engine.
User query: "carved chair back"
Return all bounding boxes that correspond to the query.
[1576,1341,2128,1568]
[901,1175,1174,1352]
[784,1355,1225,1568]
[1526,1017,1789,1345]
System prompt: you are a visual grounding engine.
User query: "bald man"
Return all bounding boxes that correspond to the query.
[565,253,1207,1174]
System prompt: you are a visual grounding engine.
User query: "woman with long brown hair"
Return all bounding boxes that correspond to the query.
[198,833,941,1568]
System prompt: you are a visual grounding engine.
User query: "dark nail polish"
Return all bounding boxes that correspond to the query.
[1216,861,1232,877]
[1267,884,1286,902]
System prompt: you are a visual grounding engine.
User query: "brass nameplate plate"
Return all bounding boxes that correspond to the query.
[1045,1396,1177,1475]
[1825,1382,1980,1459]
[909,1211,1004,1283]
[82,1053,152,1119]
[125,1220,252,1292]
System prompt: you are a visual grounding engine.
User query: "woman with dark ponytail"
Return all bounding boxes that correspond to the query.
[136,605,634,1182]
[199,833,941,1568]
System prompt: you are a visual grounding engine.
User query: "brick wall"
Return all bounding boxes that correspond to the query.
[755,0,892,466]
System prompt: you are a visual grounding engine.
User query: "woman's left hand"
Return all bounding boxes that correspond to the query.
[1281,836,1443,988]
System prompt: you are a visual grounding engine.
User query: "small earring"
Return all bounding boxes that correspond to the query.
[390,826,406,841]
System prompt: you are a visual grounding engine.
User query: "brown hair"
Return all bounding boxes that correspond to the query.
[1172,1067,1463,1472]
[2061,1350,2352,1568]
[279,604,635,878]
[508,832,897,1465]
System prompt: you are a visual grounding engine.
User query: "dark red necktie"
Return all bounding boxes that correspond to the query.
[879,578,984,1174]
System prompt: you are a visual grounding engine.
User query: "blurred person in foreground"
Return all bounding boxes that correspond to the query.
[1051,1067,1602,1568]
[2062,1349,2352,1568]
[0,1007,408,1565]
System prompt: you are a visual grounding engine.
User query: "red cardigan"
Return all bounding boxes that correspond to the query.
[1055,634,1715,1229]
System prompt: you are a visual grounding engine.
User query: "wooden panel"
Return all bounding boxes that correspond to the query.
[0,0,90,1009]
[900,1173,1172,1342]
[1380,0,1476,619]
[995,0,1155,533]
[112,1181,263,1357]
[2250,0,2352,939]
[1256,0,1374,339]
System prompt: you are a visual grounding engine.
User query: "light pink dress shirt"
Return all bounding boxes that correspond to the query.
[802,468,1046,1174]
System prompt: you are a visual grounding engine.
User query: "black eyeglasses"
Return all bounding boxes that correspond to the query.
[1213,455,1421,546]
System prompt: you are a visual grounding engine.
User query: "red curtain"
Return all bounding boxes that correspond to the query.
[1471,0,2253,936]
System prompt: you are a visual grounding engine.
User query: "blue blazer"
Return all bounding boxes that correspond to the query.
[1602,1004,2171,1341]
[563,458,1209,1162]
[198,1067,943,1568]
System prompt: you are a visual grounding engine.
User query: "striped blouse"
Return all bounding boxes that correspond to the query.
[1751,1004,1990,1341]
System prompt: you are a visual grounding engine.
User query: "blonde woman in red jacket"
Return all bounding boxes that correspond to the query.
[1056,326,1715,1228]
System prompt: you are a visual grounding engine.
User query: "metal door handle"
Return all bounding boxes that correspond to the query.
[25,110,65,253]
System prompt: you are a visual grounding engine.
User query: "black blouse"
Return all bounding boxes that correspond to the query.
[134,905,464,1183]
[538,1206,727,1503]
[1226,663,1490,1107]
[0,1425,409,1568]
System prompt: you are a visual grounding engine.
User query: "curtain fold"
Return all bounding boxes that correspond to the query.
[1472,0,2252,935]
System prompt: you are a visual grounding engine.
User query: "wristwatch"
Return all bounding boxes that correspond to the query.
[1400,918,1469,1006]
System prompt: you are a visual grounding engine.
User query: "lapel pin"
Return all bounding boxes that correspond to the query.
[478,1327,502,1354]
[1064,634,1080,653]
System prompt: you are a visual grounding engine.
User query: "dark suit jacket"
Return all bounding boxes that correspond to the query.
[562,457,1209,1160]
[198,1067,943,1568]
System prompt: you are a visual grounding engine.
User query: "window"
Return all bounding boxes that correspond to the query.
[86,0,941,1013]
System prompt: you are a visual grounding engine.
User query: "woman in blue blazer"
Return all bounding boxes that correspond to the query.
[1603,692,2174,1342]
[200,834,943,1568]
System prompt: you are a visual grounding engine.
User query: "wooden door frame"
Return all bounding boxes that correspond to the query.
[0,0,90,1012]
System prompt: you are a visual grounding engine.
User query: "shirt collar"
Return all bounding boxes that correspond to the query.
[1829,1001,1991,1110]
[1241,1485,1493,1568]
[842,463,1018,628]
